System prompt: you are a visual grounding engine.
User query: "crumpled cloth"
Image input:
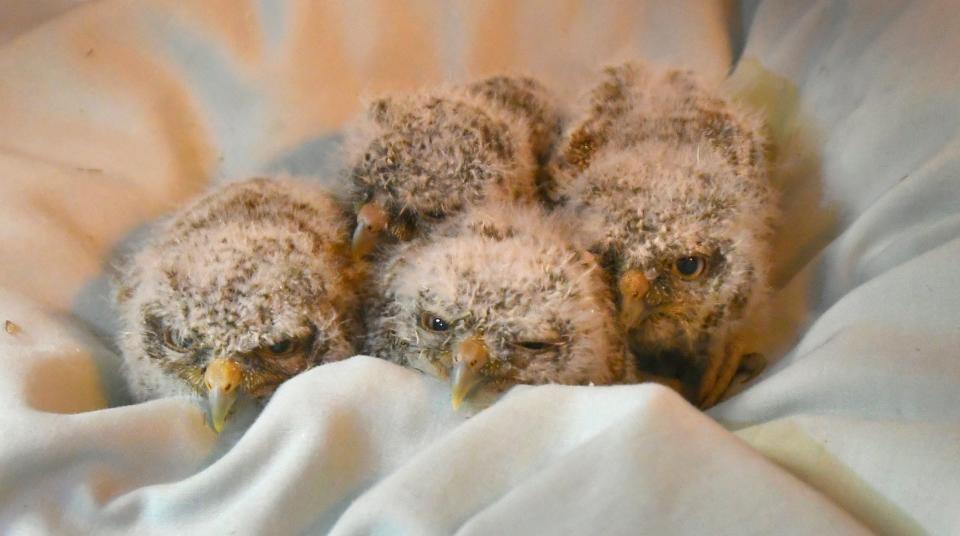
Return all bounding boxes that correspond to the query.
[1,1,958,534]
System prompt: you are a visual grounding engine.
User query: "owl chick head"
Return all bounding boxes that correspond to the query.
[366,202,628,409]
[115,178,363,431]
[551,61,768,185]
[346,87,539,257]
[464,75,564,165]
[562,141,776,382]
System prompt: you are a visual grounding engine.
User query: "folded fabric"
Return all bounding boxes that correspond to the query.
[0,1,958,534]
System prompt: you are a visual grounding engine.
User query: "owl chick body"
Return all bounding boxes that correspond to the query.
[346,75,562,256]
[552,62,776,408]
[364,202,629,409]
[115,177,365,431]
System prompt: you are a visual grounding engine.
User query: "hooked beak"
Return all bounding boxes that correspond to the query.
[618,269,651,327]
[450,336,491,411]
[352,202,388,257]
[204,357,243,433]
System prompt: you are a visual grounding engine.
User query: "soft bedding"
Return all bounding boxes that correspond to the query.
[0,1,958,534]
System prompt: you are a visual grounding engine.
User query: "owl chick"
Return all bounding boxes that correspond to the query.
[364,202,630,409]
[551,62,776,408]
[346,75,562,257]
[114,178,365,432]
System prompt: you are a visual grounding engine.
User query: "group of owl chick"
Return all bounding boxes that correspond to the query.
[114,62,776,432]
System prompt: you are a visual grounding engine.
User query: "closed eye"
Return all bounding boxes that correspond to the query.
[392,210,418,240]
[514,341,560,352]
[421,210,446,222]
[162,327,195,353]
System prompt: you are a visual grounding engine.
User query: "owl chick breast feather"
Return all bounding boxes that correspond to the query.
[114,177,365,432]
[552,62,778,408]
[364,202,632,410]
[345,75,562,257]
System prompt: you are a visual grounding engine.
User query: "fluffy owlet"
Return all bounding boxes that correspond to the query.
[551,62,777,408]
[114,178,365,432]
[364,202,630,409]
[346,75,562,257]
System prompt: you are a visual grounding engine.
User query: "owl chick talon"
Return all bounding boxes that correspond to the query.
[699,341,750,408]
[737,352,767,381]
[721,351,767,400]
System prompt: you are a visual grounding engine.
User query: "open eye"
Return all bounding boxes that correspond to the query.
[673,255,707,280]
[514,341,559,353]
[162,328,195,353]
[420,312,451,332]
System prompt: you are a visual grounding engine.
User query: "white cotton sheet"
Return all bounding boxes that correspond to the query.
[0,1,957,534]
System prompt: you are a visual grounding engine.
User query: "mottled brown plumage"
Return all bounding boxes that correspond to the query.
[345,75,562,256]
[552,62,777,407]
[364,202,630,409]
[114,177,365,430]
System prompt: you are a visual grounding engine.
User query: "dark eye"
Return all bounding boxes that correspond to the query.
[162,328,194,353]
[263,338,299,357]
[674,255,707,280]
[515,341,557,352]
[420,312,450,332]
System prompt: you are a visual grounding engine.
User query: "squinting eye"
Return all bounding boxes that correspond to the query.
[163,328,194,353]
[420,312,451,332]
[270,340,292,354]
[674,255,707,280]
[263,338,300,357]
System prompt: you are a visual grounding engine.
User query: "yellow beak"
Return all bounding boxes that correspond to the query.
[450,336,491,411]
[618,269,651,328]
[352,202,388,257]
[204,357,243,433]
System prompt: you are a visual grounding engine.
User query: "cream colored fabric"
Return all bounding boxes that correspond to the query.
[0,1,957,534]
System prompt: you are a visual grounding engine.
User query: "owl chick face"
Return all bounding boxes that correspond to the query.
[367,204,627,408]
[116,178,361,431]
[347,92,536,256]
[567,143,774,377]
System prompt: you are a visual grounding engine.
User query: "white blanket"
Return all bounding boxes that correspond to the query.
[1,1,958,534]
